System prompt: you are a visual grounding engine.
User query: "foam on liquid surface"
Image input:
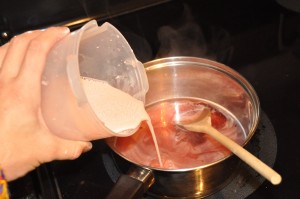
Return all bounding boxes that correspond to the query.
[81,77,147,134]
[81,77,163,165]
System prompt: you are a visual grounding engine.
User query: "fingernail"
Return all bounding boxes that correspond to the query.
[50,26,70,40]
[25,30,33,34]
[58,26,70,36]
[83,142,93,152]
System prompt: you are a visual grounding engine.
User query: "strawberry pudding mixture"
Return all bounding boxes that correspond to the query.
[112,98,246,169]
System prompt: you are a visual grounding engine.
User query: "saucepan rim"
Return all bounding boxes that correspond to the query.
[107,56,260,172]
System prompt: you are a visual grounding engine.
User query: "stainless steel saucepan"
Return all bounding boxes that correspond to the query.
[105,56,260,199]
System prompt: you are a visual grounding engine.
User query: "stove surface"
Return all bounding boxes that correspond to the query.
[103,111,278,199]
[22,110,276,199]
[9,49,299,199]
[5,0,300,198]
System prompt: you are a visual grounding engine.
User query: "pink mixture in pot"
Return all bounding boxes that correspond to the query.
[113,98,246,169]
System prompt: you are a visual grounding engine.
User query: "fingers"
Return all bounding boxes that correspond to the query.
[0,42,9,69]
[19,27,70,87]
[0,27,69,84]
[0,31,42,80]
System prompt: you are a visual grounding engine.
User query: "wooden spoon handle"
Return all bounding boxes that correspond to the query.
[185,124,282,185]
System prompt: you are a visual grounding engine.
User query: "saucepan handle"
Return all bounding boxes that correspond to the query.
[105,167,154,199]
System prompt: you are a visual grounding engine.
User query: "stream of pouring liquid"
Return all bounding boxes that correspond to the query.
[146,120,163,166]
[81,77,163,166]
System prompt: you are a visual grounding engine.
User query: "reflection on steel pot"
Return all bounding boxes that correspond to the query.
[106,57,260,199]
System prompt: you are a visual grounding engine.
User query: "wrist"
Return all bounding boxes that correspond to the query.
[0,166,10,199]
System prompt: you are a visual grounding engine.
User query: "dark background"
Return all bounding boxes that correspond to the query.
[1,0,300,198]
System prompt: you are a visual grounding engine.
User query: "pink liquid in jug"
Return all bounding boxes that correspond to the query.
[113,98,246,169]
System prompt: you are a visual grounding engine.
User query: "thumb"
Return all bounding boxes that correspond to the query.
[40,136,93,163]
[55,139,93,161]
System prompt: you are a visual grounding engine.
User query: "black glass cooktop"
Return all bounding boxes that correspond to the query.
[27,110,274,199]
[5,0,300,198]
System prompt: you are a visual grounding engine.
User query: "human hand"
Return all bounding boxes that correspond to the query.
[0,27,92,181]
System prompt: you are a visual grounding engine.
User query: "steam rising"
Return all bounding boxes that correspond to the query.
[156,4,233,63]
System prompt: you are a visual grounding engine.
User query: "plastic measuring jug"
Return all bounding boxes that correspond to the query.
[41,20,149,141]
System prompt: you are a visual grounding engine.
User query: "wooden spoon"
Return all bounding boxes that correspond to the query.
[177,108,282,185]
